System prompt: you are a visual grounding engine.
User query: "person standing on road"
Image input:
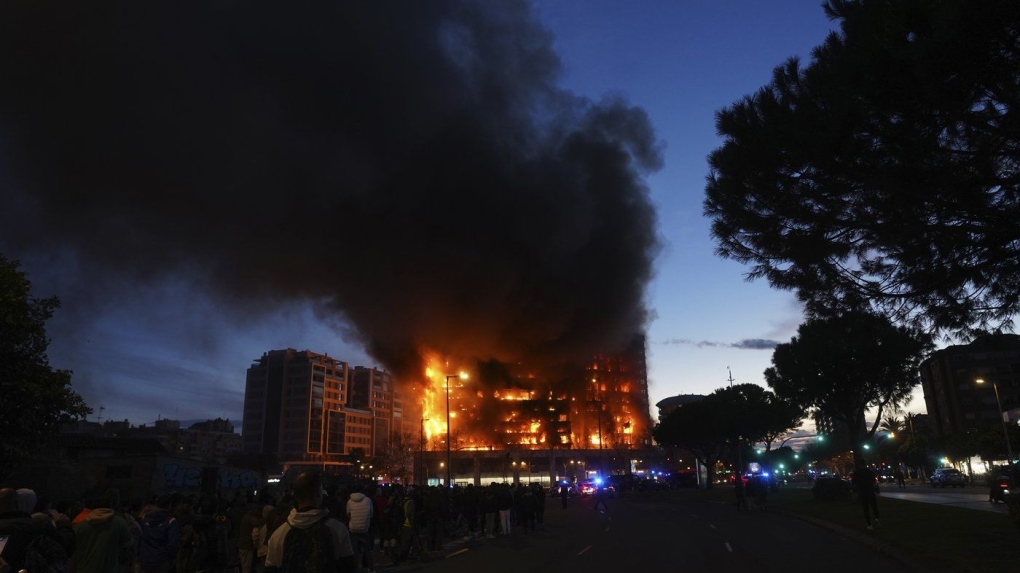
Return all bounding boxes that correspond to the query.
[894,468,906,489]
[592,485,608,513]
[560,483,568,509]
[852,459,880,530]
[733,477,748,512]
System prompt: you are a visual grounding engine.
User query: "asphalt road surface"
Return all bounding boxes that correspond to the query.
[388,491,904,573]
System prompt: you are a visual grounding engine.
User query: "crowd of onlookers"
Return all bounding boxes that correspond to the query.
[0,478,551,573]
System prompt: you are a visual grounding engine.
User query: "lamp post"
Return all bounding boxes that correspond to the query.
[419,417,429,486]
[593,377,606,479]
[977,378,1015,468]
[445,372,468,487]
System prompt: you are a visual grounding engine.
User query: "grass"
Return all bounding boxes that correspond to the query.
[681,486,1019,573]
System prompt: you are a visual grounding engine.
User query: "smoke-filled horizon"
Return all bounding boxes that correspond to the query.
[0,1,662,387]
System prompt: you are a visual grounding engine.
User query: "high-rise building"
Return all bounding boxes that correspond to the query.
[920,334,1020,439]
[241,349,350,464]
[349,366,402,458]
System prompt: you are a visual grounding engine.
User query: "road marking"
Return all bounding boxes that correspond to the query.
[725,542,733,552]
[709,524,716,530]
[446,549,469,559]
[578,545,593,555]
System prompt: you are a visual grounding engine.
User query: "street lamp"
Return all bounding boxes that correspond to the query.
[977,378,1015,468]
[446,372,468,487]
[592,377,606,479]
[420,417,430,486]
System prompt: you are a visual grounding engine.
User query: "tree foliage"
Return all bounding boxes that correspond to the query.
[765,311,930,461]
[0,255,90,480]
[653,383,805,486]
[704,0,1020,335]
[653,398,729,488]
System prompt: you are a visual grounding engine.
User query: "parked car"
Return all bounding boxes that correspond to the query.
[988,471,1016,503]
[930,467,966,488]
[578,480,615,497]
[811,476,852,501]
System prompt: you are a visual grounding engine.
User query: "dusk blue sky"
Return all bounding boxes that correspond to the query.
[13,1,927,429]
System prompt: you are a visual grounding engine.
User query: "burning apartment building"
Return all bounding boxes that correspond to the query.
[420,334,652,453]
[241,335,652,483]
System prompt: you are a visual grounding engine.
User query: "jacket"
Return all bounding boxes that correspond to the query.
[263,508,354,570]
[137,508,180,564]
[72,507,134,573]
[345,493,373,533]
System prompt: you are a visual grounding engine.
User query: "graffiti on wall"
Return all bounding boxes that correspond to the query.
[162,463,258,490]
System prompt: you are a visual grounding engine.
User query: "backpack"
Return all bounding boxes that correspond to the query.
[280,515,337,573]
[22,534,70,573]
[176,523,211,573]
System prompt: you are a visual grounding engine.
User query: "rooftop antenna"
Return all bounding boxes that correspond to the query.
[727,366,735,388]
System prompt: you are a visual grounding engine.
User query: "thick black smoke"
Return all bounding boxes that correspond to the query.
[0,0,661,381]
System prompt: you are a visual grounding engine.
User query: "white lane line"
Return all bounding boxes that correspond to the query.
[578,545,593,556]
[709,524,716,530]
[725,542,733,552]
[446,548,469,559]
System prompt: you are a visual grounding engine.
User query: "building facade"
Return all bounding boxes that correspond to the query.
[920,334,1020,439]
[241,349,407,470]
[242,349,350,464]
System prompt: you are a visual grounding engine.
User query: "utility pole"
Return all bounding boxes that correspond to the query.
[727,367,735,387]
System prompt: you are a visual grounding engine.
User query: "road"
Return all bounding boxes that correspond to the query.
[387,491,904,573]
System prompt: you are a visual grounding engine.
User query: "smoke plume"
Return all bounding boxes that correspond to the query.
[0,0,662,382]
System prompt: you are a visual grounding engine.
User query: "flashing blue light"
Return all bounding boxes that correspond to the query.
[594,477,604,485]
[762,472,770,478]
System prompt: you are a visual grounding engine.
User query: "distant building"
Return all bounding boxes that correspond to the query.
[654,394,705,423]
[349,366,406,459]
[241,337,654,481]
[241,349,405,472]
[130,418,240,463]
[61,418,240,464]
[920,334,1020,439]
[242,349,349,464]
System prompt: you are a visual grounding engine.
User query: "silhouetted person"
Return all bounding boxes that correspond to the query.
[852,459,880,530]
[733,477,748,511]
[592,486,608,512]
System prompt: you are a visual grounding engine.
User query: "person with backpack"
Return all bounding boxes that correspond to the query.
[394,487,425,564]
[237,501,264,573]
[137,495,181,573]
[0,487,72,573]
[380,489,403,562]
[174,500,218,573]
[264,470,355,573]
[252,504,274,573]
[71,489,134,573]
